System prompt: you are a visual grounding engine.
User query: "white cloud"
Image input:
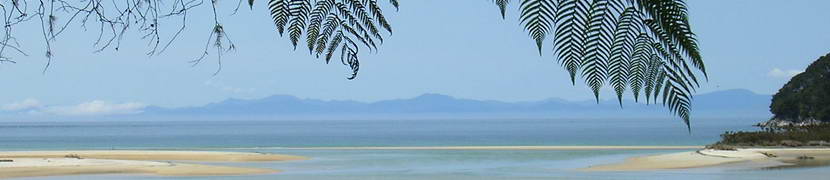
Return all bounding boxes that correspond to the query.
[2,98,43,111]
[768,68,803,78]
[42,100,146,116]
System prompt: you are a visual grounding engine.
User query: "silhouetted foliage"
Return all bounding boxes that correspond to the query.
[770,53,830,122]
[251,0,397,79]
[0,0,238,74]
[0,1,706,128]
[493,0,705,129]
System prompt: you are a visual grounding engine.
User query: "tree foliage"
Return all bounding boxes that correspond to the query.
[713,124,830,148]
[251,0,397,79]
[495,0,705,129]
[0,0,239,74]
[0,0,705,129]
[770,53,830,122]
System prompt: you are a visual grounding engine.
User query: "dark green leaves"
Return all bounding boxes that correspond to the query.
[500,0,704,129]
[495,0,511,18]
[269,0,290,35]
[256,0,393,79]
[520,0,556,55]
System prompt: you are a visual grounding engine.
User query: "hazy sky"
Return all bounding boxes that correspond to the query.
[0,0,828,109]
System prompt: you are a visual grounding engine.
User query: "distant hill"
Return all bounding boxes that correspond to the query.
[144,89,772,119]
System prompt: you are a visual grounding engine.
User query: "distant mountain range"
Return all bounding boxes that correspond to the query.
[142,89,772,119]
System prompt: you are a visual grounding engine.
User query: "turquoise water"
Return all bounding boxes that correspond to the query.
[4,118,828,179]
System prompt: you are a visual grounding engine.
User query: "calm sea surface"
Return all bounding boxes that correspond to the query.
[2,118,827,180]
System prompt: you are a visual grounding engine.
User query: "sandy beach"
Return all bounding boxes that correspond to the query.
[584,148,830,171]
[0,150,307,162]
[0,150,306,179]
[277,145,704,150]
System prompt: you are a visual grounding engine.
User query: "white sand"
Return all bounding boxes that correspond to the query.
[0,150,307,179]
[281,146,704,150]
[0,150,307,162]
[583,148,830,171]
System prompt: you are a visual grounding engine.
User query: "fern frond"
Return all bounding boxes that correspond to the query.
[341,0,383,43]
[268,0,291,35]
[553,0,590,84]
[500,0,703,127]
[519,0,557,55]
[341,36,361,79]
[306,0,335,53]
[628,34,651,102]
[265,0,395,79]
[494,0,512,19]
[608,7,640,105]
[644,19,699,89]
[287,0,311,49]
[341,22,373,50]
[365,0,393,34]
[326,30,345,62]
[632,0,704,78]
[643,53,662,104]
[316,15,341,57]
[659,63,692,130]
[580,0,617,101]
[389,0,399,11]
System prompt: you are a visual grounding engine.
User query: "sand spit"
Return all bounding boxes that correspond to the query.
[583,148,830,171]
[0,150,306,179]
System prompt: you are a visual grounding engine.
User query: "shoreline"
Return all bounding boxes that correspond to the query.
[0,150,306,179]
[583,148,830,171]
[0,150,308,162]
[218,145,704,150]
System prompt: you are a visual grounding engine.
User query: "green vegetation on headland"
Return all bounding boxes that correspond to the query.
[710,124,830,150]
[769,53,830,124]
[712,53,830,149]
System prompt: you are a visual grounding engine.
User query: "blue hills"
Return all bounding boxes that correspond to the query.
[144,89,772,119]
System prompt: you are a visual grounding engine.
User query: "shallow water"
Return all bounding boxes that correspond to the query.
[13,149,830,180]
[6,118,828,180]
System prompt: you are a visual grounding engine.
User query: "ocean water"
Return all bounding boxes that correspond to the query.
[0,118,756,149]
[3,118,828,180]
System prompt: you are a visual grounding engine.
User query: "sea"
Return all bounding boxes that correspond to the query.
[2,117,827,180]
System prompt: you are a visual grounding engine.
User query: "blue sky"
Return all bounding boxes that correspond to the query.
[0,0,828,112]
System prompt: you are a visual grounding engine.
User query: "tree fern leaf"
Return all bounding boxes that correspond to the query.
[365,0,393,34]
[287,0,311,49]
[334,2,383,44]
[341,36,361,79]
[316,15,341,57]
[608,7,640,106]
[644,53,663,104]
[520,0,557,55]
[632,0,705,78]
[552,0,590,84]
[307,0,335,53]
[341,22,373,50]
[268,0,291,35]
[628,34,651,102]
[342,0,384,42]
[494,0,511,19]
[659,64,692,130]
[389,0,399,11]
[325,31,345,63]
[580,0,617,102]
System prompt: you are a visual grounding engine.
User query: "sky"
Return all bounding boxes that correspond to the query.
[0,0,828,113]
